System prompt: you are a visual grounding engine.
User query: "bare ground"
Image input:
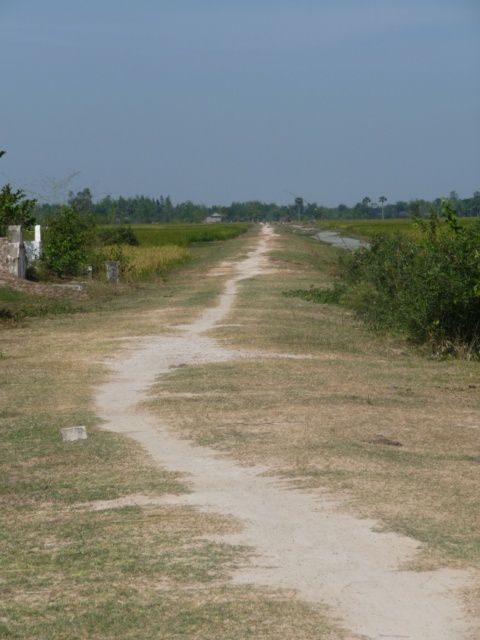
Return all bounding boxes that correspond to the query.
[96,225,477,640]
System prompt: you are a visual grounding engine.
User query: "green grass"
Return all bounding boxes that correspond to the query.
[0,287,80,319]
[315,217,478,240]
[284,286,343,305]
[125,223,250,247]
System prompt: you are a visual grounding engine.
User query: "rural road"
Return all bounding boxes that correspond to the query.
[96,225,475,640]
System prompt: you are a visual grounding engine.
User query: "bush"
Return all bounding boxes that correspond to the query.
[340,203,480,354]
[42,207,96,277]
[0,184,36,236]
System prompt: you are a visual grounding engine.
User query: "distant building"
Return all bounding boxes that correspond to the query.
[203,212,223,224]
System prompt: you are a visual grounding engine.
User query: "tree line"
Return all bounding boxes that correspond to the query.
[33,188,480,224]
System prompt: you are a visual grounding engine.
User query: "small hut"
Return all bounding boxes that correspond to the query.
[203,212,223,224]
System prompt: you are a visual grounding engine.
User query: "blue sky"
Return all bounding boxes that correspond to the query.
[1,0,479,205]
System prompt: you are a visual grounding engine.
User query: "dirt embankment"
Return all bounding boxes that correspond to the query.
[96,225,477,640]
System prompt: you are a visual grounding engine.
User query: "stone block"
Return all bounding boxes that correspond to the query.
[61,426,88,442]
[7,225,23,243]
[106,260,121,283]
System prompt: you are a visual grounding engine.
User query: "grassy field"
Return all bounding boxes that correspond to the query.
[3,224,479,636]
[0,227,344,639]
[128,223,250,247]
[146,227,480,585]
[98,244,192,282]
[0,286,81,320]
[314,217,479,240]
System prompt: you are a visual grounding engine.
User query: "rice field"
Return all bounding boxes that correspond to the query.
[130,223,250,247]
[108,245,191,281]
[315,217,478,240]
[95,222,250,281]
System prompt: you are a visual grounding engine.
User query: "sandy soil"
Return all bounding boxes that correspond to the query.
[96,225,476,640]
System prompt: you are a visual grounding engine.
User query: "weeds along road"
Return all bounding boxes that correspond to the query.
[96,225,479,640]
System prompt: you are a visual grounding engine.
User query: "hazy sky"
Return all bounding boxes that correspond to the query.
[1,0,479,205]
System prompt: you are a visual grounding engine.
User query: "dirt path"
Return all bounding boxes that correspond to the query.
[96,225,475,640]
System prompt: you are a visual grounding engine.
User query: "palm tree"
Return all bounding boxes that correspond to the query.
[379,195,387,219]
[361,196,371,211]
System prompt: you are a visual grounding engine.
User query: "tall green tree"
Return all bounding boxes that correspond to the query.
[68,188,93,213]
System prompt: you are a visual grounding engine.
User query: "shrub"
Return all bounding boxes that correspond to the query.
[0,184,36,236]
[340,203,480,354]
[42,207,96,277]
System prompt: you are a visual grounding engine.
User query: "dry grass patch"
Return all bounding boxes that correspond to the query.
[146,227,480,576]
[1,227,344,639]
[115,244,191,281]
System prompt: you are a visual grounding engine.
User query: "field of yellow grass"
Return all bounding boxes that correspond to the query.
[100,244,191,281]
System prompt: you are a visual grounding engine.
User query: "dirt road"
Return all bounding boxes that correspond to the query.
[96,225,475,640]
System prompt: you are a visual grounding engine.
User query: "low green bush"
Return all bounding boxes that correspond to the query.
[340,203,480,355]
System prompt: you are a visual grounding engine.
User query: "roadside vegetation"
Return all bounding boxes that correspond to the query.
[0,203,250,320]
[38,211,249,281]
[92,224,249,282]
[290,204,480,357]
[0,286,81,320]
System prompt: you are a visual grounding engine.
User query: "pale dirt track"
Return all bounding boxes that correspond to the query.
[96,225,476,640]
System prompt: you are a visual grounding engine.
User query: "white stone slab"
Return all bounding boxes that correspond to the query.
[61,426,88,442]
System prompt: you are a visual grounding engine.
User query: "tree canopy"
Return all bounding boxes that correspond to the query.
[33,188,480,225]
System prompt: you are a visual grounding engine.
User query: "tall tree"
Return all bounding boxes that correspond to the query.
[379,195,388,219]
[361,196,372,216]
[68,188,93,213]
